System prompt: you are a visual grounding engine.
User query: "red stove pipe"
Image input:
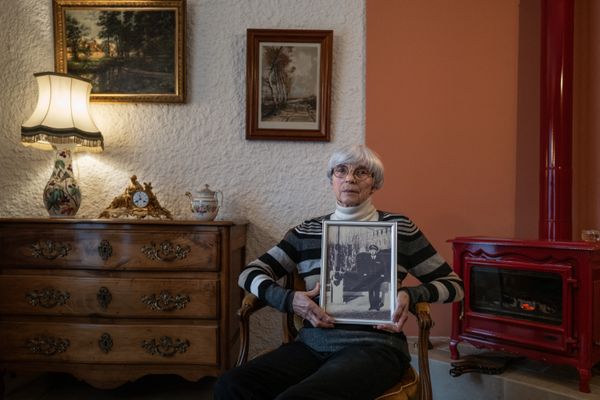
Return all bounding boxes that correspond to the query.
[539,0,574,241]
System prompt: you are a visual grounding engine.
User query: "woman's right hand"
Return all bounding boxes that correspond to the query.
[292,283,335,328]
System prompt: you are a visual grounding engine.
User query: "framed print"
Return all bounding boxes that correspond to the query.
[53,0,186,103]
[246,29,333,141]
[320,221,398,325]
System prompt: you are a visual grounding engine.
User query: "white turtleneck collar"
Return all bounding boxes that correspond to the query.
[331,198,378,221]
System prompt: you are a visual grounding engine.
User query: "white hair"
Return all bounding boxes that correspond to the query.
[326,144,384,189]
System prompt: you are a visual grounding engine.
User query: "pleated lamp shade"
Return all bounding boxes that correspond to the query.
[21,72,104,152]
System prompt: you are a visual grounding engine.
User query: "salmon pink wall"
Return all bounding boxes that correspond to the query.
[573,0,600,239]
[366,1,520,336]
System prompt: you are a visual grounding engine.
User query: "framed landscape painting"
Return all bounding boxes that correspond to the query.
[320,221,398,325]
[246,29,333,141]
[53,0,186,103]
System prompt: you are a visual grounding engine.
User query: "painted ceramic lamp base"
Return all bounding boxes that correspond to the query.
[43,148,81,217]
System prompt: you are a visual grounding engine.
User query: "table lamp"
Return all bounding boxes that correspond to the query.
[21,72,104,217]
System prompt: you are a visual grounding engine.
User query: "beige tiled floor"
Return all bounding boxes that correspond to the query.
[4,373,215,400]
[424,337,600,400]
[4,339,599,399]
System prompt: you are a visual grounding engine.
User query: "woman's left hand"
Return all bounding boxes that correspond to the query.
[375,290,410,333]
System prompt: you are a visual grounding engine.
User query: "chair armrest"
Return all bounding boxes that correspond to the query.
[239,292,266,318]
[236,292,266,367]
[415,302,433,333]
[414,302,433,400]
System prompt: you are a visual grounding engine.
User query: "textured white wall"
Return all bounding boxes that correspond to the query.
[0,0,365,356]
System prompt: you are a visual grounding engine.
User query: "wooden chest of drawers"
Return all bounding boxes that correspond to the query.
[0,218,246,391]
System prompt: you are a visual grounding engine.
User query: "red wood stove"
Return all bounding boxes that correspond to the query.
[449,237,600,392]
[450,0,598,393]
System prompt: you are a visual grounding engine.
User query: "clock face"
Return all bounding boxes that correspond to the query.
[132,191,150,208]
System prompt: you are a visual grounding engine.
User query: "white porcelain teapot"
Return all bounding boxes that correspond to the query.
[185,184,222,221]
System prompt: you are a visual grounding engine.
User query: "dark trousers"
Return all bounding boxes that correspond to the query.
[214,341,409,400]
[368,283,382,309]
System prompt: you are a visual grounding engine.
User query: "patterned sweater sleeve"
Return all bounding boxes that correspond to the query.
[386,213,464,304]
[238,228,301,312]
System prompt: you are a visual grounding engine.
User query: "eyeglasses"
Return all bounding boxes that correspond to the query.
[332,164,373,180]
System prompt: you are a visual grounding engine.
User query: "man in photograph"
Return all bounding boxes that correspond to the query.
[358,244,386,311]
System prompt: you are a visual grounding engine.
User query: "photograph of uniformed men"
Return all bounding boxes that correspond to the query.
[322,222,395,324]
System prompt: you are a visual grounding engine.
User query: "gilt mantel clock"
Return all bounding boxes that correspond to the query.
[99,175,172,219]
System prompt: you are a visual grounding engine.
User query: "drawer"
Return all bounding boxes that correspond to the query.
[0,228,219,271]
[0,275,219,319]
[464,313,568,353]
[0,321,218,365]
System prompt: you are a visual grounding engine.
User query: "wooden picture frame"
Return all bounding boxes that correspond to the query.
[320,221,398,325]
[246,29,333,141]
[53,0,186,103]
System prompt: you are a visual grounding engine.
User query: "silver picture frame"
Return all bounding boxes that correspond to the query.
[320,220,397,325]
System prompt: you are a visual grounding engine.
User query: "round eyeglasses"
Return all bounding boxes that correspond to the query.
[332,165,373,180]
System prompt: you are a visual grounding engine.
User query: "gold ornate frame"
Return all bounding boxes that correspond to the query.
[246,29,333,141]
[53,0,186,103]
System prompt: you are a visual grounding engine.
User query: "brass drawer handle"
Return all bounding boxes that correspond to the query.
[141,240,191,262]
[141,291,190,312]
[98,333,113,354]
[98,240,112,261]
[97,287,112,310]
[26,288,70,308]
[26,336,70,356]
[30,240,71,260]
[142,336,190,357]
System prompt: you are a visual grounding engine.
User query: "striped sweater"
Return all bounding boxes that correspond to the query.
[239,211,464,353]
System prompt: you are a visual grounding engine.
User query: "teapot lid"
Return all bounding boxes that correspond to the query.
[197,184,216,196]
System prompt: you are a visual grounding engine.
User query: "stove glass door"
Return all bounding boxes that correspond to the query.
[470,266,562,325]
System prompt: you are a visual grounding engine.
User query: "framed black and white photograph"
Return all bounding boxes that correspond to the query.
[246,29,332,141]
[53,0,186,103]
[320,220,397,325]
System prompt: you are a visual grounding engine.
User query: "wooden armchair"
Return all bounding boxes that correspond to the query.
[235,273,434,400]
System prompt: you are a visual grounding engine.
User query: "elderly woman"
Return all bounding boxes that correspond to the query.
[214,144,463,399]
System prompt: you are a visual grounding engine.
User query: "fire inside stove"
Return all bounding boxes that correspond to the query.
[470,266,563,325]
[520,302,535,311]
